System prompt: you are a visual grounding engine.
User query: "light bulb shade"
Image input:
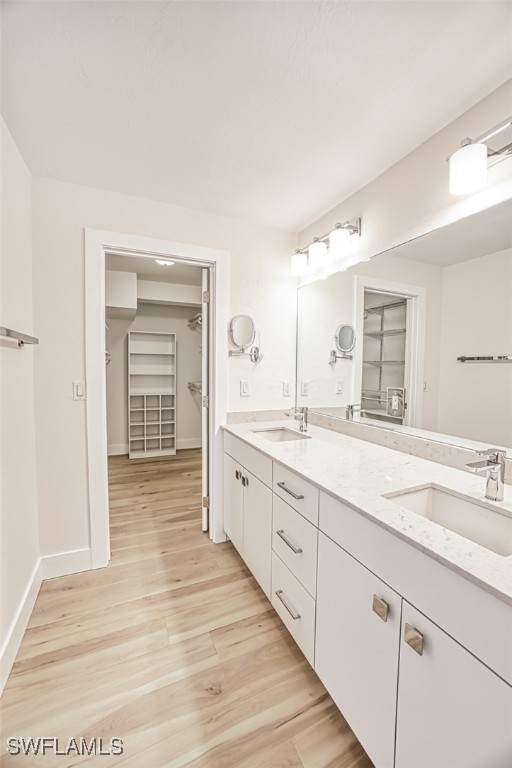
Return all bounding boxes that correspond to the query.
[449,143,487,196]
[290,251,308,276]
[329,226,352,257]
[308,239,328,267]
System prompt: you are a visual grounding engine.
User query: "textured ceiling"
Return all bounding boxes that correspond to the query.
[2,1,511,231]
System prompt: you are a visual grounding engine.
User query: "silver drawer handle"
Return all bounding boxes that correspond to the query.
[276,529,303,554]
[404,623,424,655]
[277,481,304,500]
[372,595,389,622]
[275,589,301,620]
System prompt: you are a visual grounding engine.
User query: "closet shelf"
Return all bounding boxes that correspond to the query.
[365,299,407,314]
[364,328,406,337]
[363,360,405,365]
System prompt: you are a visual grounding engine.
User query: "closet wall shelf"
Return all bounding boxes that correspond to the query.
[0,326,39,347]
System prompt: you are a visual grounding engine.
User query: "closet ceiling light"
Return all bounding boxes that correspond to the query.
[155,259,175,267]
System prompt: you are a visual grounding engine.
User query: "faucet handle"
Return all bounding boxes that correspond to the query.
[475,448,506,461]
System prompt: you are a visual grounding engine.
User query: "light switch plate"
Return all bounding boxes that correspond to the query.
[73,380,86,401]
[301,381,309,396]
[240,380,250,397]
[283,382,292,397]
[336,380,344,394]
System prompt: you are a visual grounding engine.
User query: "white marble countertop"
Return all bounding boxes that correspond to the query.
[222,421,512,606]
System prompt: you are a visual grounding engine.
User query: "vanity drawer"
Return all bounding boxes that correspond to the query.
[271,552,316,666]
[224,432,272,488]
[272,495,318,597]
[273,463,319,525]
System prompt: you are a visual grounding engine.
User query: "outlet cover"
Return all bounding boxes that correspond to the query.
[283,382,292,397]
[240,380,250,397]
[301,381,309,397]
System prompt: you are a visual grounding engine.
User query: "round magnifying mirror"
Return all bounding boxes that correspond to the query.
[229,314,256,350]
[336,324,355,354]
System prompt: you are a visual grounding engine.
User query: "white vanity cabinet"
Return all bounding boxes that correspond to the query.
[395,602,512,768]
[223,435,273,598]
[315,532,401,768]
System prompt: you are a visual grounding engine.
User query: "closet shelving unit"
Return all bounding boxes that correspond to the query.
[362,297,407,422]
[128,331,176,458]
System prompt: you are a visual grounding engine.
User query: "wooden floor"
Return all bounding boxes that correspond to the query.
[1,450,371,767]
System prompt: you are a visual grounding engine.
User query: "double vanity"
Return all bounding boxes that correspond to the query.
[222,421,512,768]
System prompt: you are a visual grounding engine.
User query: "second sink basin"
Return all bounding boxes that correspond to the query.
[252,427,311,442]
[385,484,512,557]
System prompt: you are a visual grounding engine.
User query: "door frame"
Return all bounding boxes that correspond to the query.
[353,275,426,428]
[85,228,230,568]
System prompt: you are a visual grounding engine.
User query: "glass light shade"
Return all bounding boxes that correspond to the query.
[329,225,352,257]
[449,143,487,196]
[290,251,308,276]
[308,239,328,267]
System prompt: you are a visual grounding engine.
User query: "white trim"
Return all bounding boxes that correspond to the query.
[108,443,128,456]
[41,548,93,580]
[85,229,230,568]
[177,437,202,450]
[0,560,42,694]
[354,275,426,428]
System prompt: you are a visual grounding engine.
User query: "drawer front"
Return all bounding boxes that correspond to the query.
[272,495,318,597]
[271,552,316,666]
[224,432,272,488]
[273,463,319,525]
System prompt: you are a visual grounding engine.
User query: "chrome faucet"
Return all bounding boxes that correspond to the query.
[285,406,308,433]
[466,448,506,502]
[346,404,365,421]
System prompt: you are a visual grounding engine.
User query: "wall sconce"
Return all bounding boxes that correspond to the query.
[448,116,512,196]
[290,218,361,275]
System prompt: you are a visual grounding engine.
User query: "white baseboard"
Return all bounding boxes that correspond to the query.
[0,560,42,694]
[41,548,93,580]
[108,443,128,456]
[177,437,202,450]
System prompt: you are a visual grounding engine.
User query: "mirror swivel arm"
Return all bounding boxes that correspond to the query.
[329,349,353,364]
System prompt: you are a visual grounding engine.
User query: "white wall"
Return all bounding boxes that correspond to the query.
[437,249,512,448]
[300,80,512,274]
[31,178,297,559]
[106,303,202,454]
[0,119,40,689]
[297,252,443,430]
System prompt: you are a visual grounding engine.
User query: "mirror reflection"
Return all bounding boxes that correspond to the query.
[229,314,256,350]
[297,198,512,450]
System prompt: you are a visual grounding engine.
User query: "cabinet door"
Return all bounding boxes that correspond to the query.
[243,470,272,598]
[396,602,512,768]
[315,533,401,768]
[223,453,244,555]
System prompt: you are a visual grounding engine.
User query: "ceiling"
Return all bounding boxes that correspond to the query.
[389,198,512,267]
[2,1,511,231]
[106,253,203,284]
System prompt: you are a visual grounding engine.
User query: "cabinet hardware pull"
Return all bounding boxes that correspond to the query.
[276,529,303,554]
[372,595,389,622]
[275,589,301,620]
[277,481,304,500]
[235,470,241,480]
[242,476,248,487]
[404,623,424,655]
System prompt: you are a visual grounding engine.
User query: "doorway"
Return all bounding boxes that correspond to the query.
[105,253,209,540]
[85,229,230,569]
[353,275,426,430]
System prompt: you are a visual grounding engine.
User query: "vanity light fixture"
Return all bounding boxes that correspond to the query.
[290,217,361,275]
[291,249,309,276]
[448,116,512,196]
[155,259,175,267]
[308,237,328,268]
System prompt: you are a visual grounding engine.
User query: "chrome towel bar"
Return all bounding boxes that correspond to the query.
[457,355,512,363]
[0,326,39,347]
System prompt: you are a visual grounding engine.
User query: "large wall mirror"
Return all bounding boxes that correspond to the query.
[296,197,512,451]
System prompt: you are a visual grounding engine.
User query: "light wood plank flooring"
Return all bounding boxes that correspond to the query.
[1,450,372,767]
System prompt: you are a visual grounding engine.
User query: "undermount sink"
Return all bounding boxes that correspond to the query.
[385,484,512,557]
[251,427,311,442]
